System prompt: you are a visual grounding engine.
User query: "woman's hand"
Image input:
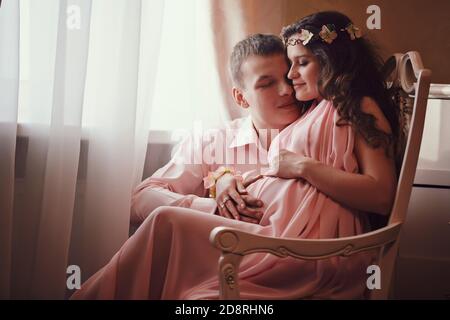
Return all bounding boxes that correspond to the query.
[215,173,264,224]
[265,149,314,179]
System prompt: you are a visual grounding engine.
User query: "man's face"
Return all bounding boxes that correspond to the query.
[236,54,301,131]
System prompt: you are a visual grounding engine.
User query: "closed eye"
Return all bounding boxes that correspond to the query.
[258,81,274,88]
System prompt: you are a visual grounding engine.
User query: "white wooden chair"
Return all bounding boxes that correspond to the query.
[209,52,432,299]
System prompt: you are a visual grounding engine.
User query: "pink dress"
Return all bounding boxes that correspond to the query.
[71,100,375,300]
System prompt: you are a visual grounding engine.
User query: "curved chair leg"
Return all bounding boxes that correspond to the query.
[218,253,243,299]
[371,241,400,299]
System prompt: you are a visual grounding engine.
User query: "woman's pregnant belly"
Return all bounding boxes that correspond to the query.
[243,172,313,229]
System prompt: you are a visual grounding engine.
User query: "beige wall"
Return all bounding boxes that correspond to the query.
[283,0,450,84]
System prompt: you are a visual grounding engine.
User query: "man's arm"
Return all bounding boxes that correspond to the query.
[130,134,217,224]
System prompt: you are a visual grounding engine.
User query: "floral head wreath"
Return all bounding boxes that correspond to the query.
[285,23,362,47]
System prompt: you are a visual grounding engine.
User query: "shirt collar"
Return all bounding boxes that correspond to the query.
[227,116,260,148]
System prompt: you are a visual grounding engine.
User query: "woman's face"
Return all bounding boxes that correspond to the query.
[286,35,321,101]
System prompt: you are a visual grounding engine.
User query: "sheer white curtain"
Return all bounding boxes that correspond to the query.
[0,0,19,300]
[0,0,164,299]
[150,0,226,131]
[0,0,284,300]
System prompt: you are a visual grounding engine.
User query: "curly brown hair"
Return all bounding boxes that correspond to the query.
[281,11,399,158]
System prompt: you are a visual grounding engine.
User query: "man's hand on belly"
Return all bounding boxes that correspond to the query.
[215,174,264,224]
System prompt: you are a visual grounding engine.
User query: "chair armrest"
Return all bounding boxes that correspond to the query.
[209,222,402,260]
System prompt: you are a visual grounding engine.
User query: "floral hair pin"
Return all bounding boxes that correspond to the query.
[319,24,338,44]
[342,23,362,40]
[285,23,363,47]
[285,28,314,47]
[298,29,314,45]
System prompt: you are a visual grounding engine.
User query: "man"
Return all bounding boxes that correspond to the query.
[130,34,300,226]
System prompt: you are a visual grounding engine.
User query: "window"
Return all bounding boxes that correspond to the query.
[17,0,224,133]
[18,0,59,125]
[149,0,224,131]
